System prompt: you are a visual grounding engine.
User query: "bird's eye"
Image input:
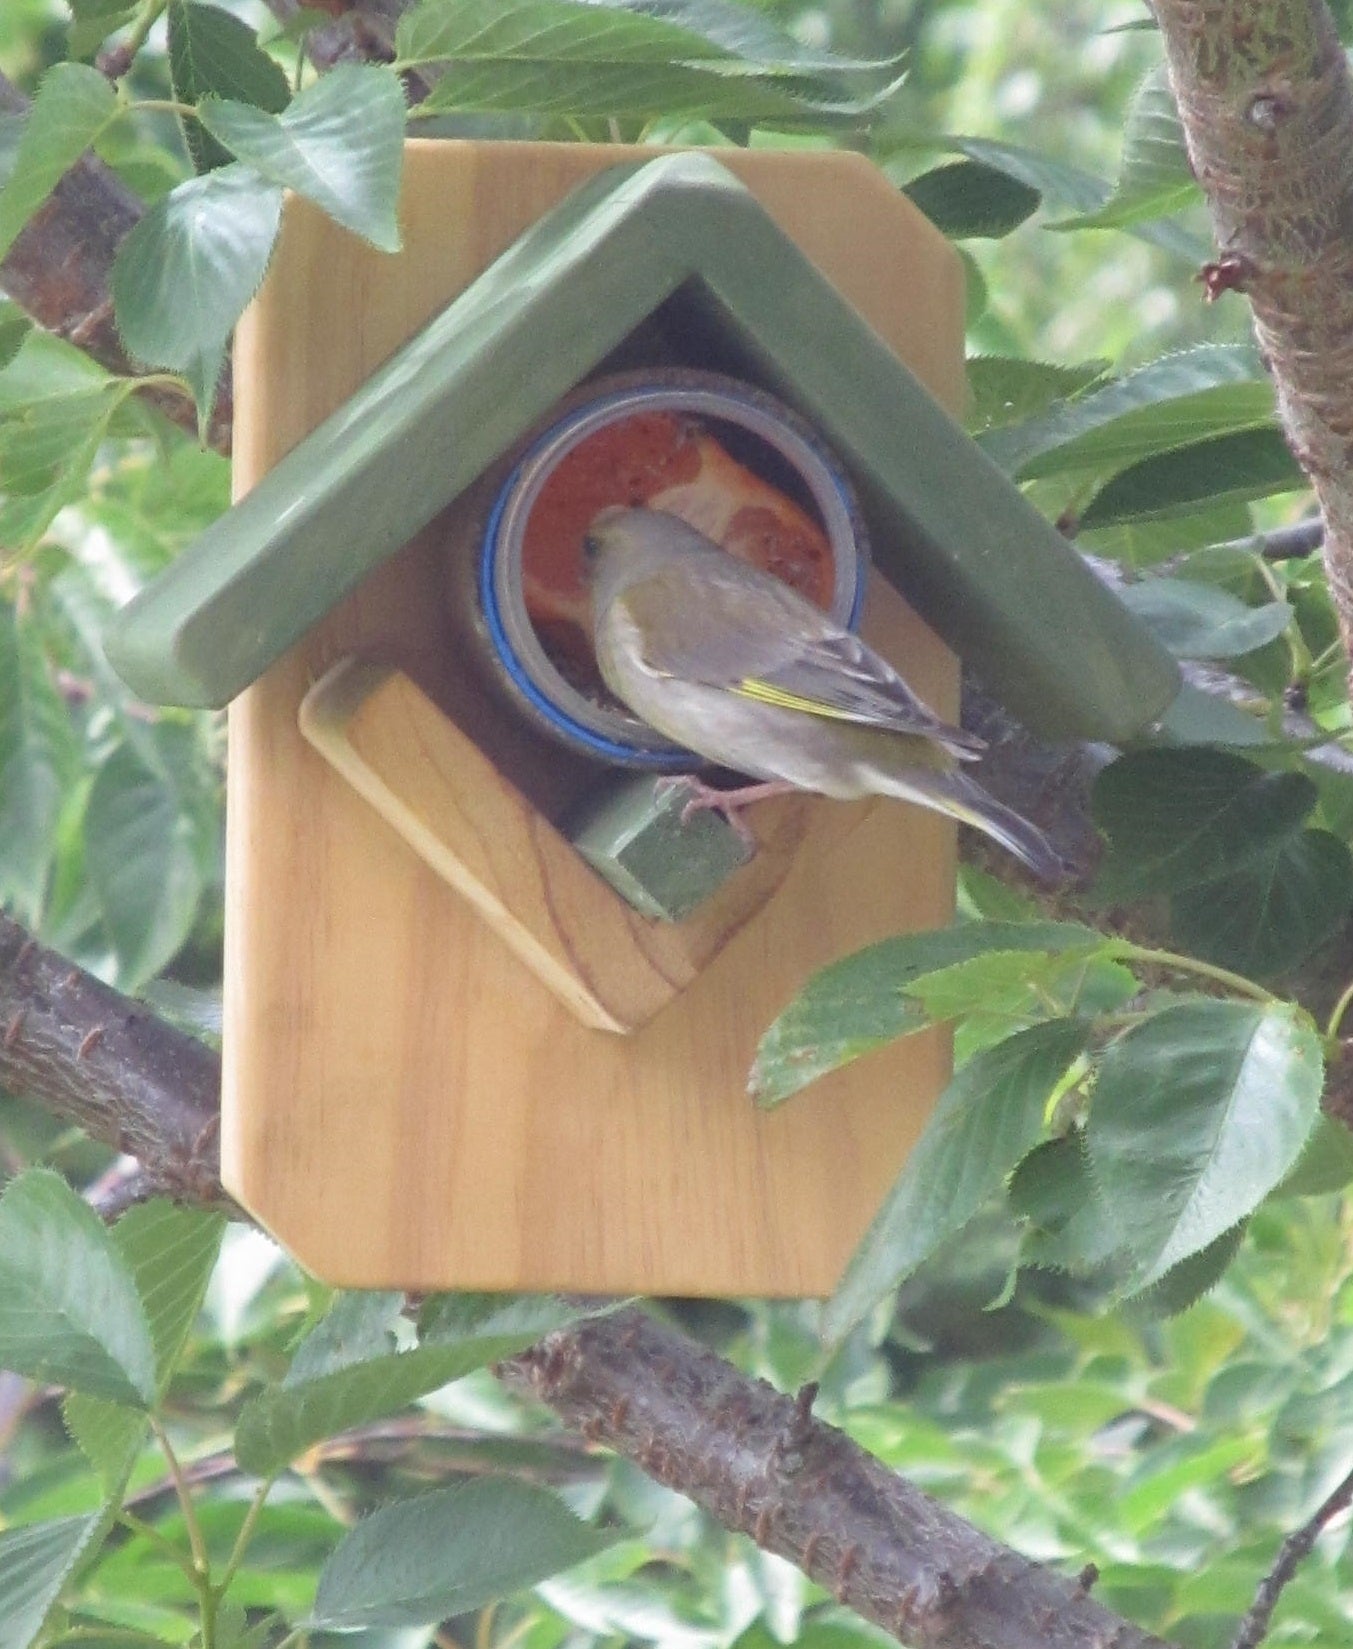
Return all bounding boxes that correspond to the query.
[581,532,601,562]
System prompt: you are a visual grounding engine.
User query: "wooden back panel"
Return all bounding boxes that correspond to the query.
[223,142,966,1294]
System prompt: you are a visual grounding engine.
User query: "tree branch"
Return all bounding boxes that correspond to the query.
[0,70,227,448]
[1152,0,1353,664]
[0,909,1170,1649]
[1230,1461,1353,1648]
[0,915,227,1207]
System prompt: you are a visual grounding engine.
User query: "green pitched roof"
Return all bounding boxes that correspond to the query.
[105,151,1179,744]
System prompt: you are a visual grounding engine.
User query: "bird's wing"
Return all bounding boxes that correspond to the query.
[616,562,984,755]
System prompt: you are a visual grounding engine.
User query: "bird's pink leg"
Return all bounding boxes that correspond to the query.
[654,775,798,847]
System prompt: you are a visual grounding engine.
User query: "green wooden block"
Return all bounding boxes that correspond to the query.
[570,777,752,923]
[105,150,1180,746]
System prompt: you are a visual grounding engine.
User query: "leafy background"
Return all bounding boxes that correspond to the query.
[4,0,1353,1646]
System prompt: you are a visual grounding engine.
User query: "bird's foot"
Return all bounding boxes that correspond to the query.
[653,775,797,848]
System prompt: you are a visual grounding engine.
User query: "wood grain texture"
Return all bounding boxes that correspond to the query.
[223,141,966,1294]
[297,659,810,1033]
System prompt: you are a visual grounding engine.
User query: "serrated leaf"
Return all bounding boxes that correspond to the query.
[309,1479,615,1629]
[824,1018,1090,1339]
[1080,427,1306,527]
[1093,748,1316,900]
[0,63,118,263]
[1169,829,1353,979]
[1050,65,1196,231]
[1009,1134,1124,1274]
[115,1201,225,1384]
[582,0,898,73]
[0,602,73,924]
[168,0,291,174]
[110,163,283,427]
[751,921,1106,1105]
[396,0,898,121]
[964,355,1107,434]
[902,158,1039,239]
[84,744,204,990]
[1275,1114,1353,1197]
[1118,577,1293,659]
[978,344,1272,479]
[1088,1000,1322,1287]
[235,1293,600,1476]
[0,1514,100,1649]
[0,302,31,372]
[198,64,403,251]
[1125,1224,1247,1319]
[0,1170,155,1407]
[0,382,125,497]
[901,132,1206,260]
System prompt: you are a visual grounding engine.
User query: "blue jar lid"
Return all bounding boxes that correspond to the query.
[479,370,869,768]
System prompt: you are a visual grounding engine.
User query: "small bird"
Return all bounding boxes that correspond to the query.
[584,506,1063,880]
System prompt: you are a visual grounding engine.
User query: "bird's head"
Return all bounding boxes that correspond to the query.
[580,505,634,578]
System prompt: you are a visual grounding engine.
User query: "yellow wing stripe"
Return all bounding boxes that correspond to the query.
[732,678,860,720]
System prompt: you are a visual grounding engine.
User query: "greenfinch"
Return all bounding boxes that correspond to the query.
[584,506,1063,880]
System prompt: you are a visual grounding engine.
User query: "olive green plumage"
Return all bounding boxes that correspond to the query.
[585,506,1062,880]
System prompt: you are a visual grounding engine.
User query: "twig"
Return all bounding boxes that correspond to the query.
[1231,1462,1353,1649]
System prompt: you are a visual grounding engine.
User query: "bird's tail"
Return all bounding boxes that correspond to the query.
[875,767,1067,884]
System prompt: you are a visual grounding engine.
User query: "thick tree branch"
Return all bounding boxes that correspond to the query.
[1152,0,1353,663]
[0,910,1169,1649]
[504,1325,1168,1649]
[0,915,226,1206]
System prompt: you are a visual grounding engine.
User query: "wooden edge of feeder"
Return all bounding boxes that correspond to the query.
[297,659,813,1034]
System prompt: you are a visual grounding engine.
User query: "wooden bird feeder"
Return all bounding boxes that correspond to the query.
[106,144,1178,1296]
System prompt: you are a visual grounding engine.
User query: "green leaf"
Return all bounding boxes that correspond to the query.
[1009,1134,1124,1274]
[964,355,1108,434]
[1169,829,1353,980]
[167,0,291,174]
[1125,1224,1247,1318]
[0,1514,100,1649]
[899,132,1206,260]
[0,1170,156,1407]
[824,1017,1090,1339]
[66,1196,222,1486]
[1118,577,1293,659]
[110,163,283,427]
[1093,748,1316,900]
[750,921,1105,1105]
[0,301,31,371]
[0,381,126,497]
[397,0,897,121]
[978,344,1272,479]
[309,1478,616,1629]
[0,602,73,925]
[1274,1114,1353,1197]
[235,1292,598,1476]
[1114,1436,1259,1536]
[902,158,1039,239]
[1050,66,1196,230]
[116,1201,225,1385]
[197,64,404,251]
[580,0,897,73]
[1081,427,1306,527]
[84,744,204,990]
[0,63,118,263]
[1088,1000,1323,1287]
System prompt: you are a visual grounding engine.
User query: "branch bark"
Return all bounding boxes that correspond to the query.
[1152,0,1353,664]
[0,70,227,448]
[0,910,1169,1649]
